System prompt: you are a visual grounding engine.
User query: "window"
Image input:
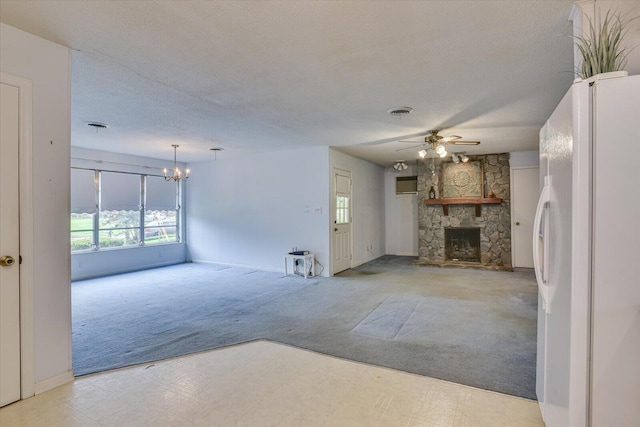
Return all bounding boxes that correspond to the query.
[144,176,178,245]
[336,195,350,224]
[100,171,141,248]
[70,168,180,252]
[71,169,97,251]
[335,173,351,225]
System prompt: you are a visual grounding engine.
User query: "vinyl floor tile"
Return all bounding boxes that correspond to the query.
[0,340,543,427]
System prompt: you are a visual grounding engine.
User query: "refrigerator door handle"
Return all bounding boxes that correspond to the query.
[533,177,551,314]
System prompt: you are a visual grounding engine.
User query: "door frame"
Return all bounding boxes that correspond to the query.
[1,72,35,400]
[330,167,352,276]
[509,165,539,268]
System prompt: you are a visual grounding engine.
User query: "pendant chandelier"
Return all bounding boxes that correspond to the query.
[164,144,190,182]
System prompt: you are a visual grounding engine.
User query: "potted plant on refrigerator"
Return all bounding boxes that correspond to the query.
[573,10,637,81]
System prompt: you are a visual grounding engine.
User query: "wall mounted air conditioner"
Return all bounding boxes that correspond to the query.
[396,176,417,194]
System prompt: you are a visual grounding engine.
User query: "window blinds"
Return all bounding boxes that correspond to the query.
[145,176,177,211]
[100,172,141,211]
[71,168,96,213]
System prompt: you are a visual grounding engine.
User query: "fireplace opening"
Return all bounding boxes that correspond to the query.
[445,227,481,263]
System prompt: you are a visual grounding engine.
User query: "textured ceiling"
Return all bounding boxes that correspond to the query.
[0,0,576,165]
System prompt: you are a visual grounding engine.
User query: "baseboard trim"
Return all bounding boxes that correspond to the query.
[71,260,185,281]
[192,259,281,273]
[34,370,74,395]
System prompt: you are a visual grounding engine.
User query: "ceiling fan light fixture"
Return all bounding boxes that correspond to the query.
[442,135,462,142]
[451,153,460,163]
[453,141,481,145]
[393,161,408,171]
[418,149,428,158]
[439,150,448,158]
[460,154,469,163]
[435,144,446,154]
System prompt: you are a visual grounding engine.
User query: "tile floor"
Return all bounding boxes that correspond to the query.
[0,340,543,426]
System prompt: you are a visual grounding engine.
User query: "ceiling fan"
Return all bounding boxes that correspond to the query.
[396,130,480,158]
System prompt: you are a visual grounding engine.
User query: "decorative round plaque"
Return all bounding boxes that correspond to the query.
[453,171,471,187]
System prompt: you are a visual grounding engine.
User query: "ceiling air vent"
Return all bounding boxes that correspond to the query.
[387,107,413,117]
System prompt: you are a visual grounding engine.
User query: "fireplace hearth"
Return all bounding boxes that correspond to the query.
[445,227,481,263]
[417,153,512,270]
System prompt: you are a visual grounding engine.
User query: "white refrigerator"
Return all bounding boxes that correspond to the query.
[534,73,640,427]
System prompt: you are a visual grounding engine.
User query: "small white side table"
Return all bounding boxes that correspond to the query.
[284,253,315,278]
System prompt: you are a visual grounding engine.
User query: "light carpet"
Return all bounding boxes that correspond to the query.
[72,256,538,398]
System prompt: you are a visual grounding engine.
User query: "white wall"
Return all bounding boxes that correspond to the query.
[1,23,72,390]
[573,0,640,76]
[329,149,385,270]
[384,165,418,256]
[186,146,331,275]
[509,150,540,167]
[71,146,186,175]
[72,244,186,281]
[70,147,187,280]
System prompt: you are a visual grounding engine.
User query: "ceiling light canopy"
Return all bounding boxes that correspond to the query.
[87,122,109,132]
[209,147,223,160]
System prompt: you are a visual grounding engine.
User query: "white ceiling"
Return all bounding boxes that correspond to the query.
[0,0,576,166]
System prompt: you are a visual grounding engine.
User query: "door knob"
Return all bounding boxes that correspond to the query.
[515,221,520,226]
[0,255,16,267]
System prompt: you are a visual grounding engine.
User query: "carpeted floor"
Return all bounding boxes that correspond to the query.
[72,256,538,399]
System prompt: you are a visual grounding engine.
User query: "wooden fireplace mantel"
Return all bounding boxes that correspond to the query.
[424,197,503,217]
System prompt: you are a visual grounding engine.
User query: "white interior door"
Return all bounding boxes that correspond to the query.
[332,169,352,274]
[0,82,21,407]
[512,166,539,268]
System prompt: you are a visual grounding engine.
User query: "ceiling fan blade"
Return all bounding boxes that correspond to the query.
[441,135,462,142]
[395,145,422,152]
[398,140,423,143]
[449,140,480,145]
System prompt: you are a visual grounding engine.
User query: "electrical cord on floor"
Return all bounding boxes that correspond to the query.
[291,258,324,277]
[314,259,324,276]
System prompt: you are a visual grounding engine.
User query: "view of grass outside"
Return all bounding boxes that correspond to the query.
[71,213,94,251]
[144,210,177,245]
[71,210,177,251]
[71,168,179,252]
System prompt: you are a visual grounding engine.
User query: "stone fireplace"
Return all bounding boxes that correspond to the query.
[445,227,480,262]
[417,154,512,270]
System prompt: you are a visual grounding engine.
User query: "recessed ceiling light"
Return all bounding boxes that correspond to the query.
[387,107,413,117]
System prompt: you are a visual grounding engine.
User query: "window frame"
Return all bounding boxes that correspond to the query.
[70,167,182,253]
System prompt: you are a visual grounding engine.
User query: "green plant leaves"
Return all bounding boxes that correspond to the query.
[572,10,636,79]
